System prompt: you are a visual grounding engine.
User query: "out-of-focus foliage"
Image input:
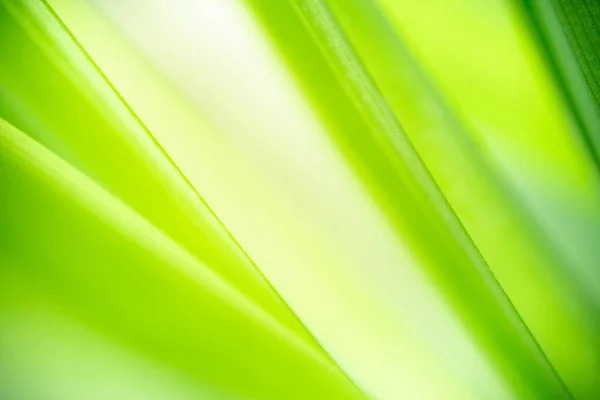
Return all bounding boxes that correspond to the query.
[1,0,599,399]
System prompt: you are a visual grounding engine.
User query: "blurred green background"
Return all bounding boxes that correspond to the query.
[1,0,599,398]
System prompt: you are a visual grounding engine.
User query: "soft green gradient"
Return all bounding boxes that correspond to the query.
[0,0,310,338]
[1,0,599,399]
[325,0,600,397]
[0,118,365,399]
